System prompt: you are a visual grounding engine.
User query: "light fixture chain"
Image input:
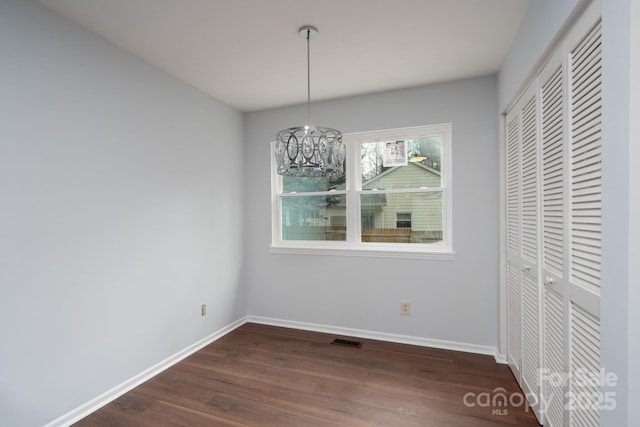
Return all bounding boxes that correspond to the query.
[306,28,311,129]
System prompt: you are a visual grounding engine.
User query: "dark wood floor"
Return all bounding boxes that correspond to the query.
[75,323,541,426]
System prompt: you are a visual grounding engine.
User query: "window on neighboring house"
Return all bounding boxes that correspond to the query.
[271,123,453,258]
[396,213,412,229]
[330,215,346,227]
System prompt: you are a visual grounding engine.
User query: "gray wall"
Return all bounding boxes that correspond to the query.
[0,1,245,425]
[628,2,640,423]
[244,77,500,348]
[629,8,640,419]
[498,0,580,111]
[601,0,637,425]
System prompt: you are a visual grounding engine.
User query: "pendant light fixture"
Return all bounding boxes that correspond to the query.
[275,26,345,178]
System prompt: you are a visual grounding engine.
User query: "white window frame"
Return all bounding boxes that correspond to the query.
[270,124,454,260]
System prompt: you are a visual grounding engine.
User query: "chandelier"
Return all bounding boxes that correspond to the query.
[275,26,345,178]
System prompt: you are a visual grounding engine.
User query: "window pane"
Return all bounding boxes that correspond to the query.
[361,137,442,189]
[360,192,442,244]
[282,168,347,193]
[281,195,346,241]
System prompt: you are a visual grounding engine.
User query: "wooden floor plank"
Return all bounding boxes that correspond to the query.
[74,323,540,426]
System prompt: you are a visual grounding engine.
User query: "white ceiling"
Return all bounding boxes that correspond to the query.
[37,0,531,112]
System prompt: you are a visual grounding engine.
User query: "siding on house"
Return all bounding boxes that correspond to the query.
[370,191,442,231]
[363,162,441,190]
[363,163,442,232]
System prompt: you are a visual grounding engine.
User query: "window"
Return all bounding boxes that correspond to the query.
[396,213,412,229]
[271,124,453,259]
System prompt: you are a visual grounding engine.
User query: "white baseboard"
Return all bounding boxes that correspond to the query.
[246,315,501,362]
[494,352,508,364]
[45,316,248,427]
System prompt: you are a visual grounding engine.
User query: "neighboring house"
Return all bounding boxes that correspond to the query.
[296,163,442,242]
[325,162,442,230]
[360,162,442,233]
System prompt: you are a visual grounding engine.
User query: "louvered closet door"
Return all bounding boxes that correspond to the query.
[518,85,542,418]
[505,107,522,380]
[539,47,567,427]
[504,2,602,426]
[566,2,602,426]
[505,82,543,419]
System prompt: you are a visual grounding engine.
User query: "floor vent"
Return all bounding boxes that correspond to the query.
[331,338,363,348]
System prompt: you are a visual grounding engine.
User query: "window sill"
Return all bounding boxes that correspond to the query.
[269,243,456,260]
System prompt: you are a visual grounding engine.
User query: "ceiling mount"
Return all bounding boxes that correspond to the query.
[298,25,318,40]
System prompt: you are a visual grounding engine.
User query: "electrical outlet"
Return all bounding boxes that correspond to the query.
[201,304,207,316]
[400,301,410,315]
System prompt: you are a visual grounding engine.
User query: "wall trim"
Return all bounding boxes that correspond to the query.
[44,316,248,427]
[494,353,508,364]
[247,315,504,363]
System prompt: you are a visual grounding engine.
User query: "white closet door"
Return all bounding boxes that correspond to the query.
[566,2,602,426]
[506,108,522,379]
[505,82,543,419]
[519,86,542,417]
[504,2,602,426]
[539,47,566,427]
